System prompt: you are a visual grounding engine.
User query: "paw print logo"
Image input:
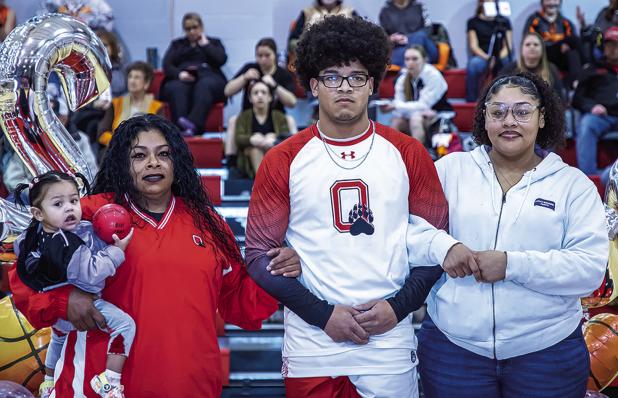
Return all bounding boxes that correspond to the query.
[348,203,374,236]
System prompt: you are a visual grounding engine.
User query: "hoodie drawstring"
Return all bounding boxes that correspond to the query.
[488,161,501,215]
[514,168,536,223]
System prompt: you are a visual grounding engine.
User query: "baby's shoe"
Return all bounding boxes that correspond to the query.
[90,373,125,398]
[39,379,54,398]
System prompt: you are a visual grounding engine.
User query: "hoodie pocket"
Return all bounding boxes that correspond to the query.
[433,277,492,342]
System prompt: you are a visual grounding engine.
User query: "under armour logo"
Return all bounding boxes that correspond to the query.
[341,151,355,160]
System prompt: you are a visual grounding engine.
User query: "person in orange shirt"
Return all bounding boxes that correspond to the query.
[97,61,165,148]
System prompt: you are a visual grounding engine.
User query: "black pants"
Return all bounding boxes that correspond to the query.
[161,73,226,130]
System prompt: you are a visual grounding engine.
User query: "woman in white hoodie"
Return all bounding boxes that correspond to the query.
[409,72,608,398]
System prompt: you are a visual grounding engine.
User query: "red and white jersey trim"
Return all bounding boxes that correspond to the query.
[125,194,176,230]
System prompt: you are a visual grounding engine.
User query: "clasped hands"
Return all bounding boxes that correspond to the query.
[322,243,507,345]
[442,243,507,283]
[324,301,397,345]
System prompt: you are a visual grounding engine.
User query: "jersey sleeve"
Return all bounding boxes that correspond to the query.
[80,194,113,221]
[401,136,449,230]
[217,220,279,330]
[8,264,72,329]
[244,140,335,329]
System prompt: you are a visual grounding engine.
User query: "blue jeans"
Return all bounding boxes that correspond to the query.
[391,30,438,67]
[416,317,589,398]
[577,113,618,184]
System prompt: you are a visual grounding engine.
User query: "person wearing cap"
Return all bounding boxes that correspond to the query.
[572,25,618,184]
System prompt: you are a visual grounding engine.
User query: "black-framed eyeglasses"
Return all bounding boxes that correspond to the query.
[484,102,540,123]
[317,74,370,88]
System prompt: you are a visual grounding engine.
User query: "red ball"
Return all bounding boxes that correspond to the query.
[92,204,131,244]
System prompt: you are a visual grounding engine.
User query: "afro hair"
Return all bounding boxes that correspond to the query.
[294,15,390,93]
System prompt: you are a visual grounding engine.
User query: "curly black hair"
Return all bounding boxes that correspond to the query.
[472,71,566,150]
[92,114,241,263]
[294,15,390,92]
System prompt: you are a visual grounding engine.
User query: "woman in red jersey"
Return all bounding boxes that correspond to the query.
[10,114,300,397]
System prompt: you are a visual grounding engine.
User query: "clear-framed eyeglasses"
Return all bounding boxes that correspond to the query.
[485,102,540,123]
[317,73,370,88]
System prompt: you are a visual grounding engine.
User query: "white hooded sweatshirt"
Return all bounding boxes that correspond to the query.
[406,145,608,360]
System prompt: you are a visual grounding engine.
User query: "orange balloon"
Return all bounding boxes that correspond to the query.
[585,313,618,391]
[0,295,50,393]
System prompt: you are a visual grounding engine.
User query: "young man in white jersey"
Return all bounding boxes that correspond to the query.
[245,15,478,398]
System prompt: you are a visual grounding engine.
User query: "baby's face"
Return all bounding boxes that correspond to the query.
[35,181,82,233]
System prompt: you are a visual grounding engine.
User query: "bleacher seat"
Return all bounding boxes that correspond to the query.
[220,347,230,386]
[443,68,466,99]
[149,69,165,98]
[149,69,225,132]
[589,175,606,198]
[452,102,476,132]
[378,65,401,99]
[200,175,222,205]
[557,137,618,170]
[186,137,223,168]
[556,139,577,168]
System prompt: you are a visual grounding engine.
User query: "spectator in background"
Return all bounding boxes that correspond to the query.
[524,0,582,89]
[0,0,16,42]
[96,61,165,148]
[465,0,513,102]
[384,45,452,144]
[576,0,618,63]
[224,38,297,169]
[42,0,114,31]
[577,0,618,36]
[379,0,437,67]
[572,26,618,185]
[287,0,357,68]
[499,32,565,100]
[161,12,227,136]
[234,81,297,178]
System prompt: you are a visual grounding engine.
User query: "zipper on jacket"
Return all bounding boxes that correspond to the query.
[491,192,506,360]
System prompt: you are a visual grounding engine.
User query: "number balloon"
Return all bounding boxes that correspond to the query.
[0,13,111,239]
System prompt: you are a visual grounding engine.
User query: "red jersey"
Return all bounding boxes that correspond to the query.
[9,193,278,397]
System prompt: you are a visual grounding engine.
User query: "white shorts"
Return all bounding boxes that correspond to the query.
[350,368,418,398]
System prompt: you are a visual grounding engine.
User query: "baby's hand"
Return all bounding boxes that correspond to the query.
[112,228,134,251]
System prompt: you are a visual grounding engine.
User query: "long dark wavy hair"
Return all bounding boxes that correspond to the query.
[92,114,241,262]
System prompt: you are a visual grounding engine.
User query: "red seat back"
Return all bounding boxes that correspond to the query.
[148,69,165,98]
[443,68,467,99]
[378,65,401,99]
[185,137,223,168]
[452,102,477,132]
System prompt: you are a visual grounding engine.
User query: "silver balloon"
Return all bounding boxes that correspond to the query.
[0,13,111,180]
[0,13,111,240]
[0,201,32,241]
